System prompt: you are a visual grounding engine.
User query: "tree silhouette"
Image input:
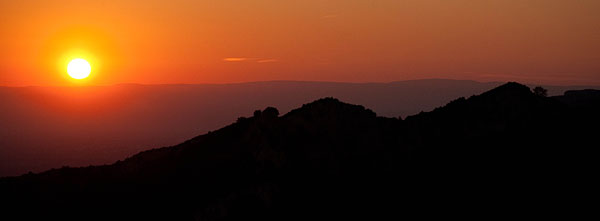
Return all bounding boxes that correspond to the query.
[262,107,279,118]
[533,86,548,97]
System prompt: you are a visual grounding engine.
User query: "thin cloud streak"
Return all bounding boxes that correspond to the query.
[257,59,277,63]
[223,58,247,62]
[224,58,278,63]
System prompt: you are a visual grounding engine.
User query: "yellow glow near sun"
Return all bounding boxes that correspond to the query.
[67,58,91,79]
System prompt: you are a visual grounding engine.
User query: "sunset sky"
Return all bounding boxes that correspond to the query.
[1,0,599,86]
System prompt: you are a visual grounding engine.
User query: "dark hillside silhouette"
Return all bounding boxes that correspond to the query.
[1,82,598,220]
[3,79,600,177]
[2,79,599,177]
[1,79,505,176]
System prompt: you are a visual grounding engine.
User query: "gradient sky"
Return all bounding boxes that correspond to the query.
[1,0,599,86]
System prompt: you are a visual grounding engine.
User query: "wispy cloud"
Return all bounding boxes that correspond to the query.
[223,58,247,62]
[257,59,278,63]
[224,57,278,63]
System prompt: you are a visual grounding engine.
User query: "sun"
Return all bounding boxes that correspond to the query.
[67,58,91,79]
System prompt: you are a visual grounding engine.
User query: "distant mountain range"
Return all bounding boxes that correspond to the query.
[1,79,598,176]
[1,82,598,220]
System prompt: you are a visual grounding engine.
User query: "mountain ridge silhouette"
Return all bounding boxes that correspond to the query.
[3,79,600,177]
[1,82,598,220]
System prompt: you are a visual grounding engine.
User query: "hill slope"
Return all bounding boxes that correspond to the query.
[1,79,503,176]
[1,82,598,220]
[4,79,599,176]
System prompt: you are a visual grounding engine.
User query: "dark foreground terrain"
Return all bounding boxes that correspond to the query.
[1,82,598,220]
[3,79,597,177]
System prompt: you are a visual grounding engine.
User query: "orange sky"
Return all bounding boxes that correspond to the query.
[1,0,599,86]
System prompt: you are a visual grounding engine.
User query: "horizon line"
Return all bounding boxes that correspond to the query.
[1,78,599,88]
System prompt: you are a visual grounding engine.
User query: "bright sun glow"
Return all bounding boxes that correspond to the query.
[67,58,91,79]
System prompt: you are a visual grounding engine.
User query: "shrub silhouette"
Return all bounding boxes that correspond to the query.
[253,110,262,118]
[533,86,548,97]
[262,107,279,118]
